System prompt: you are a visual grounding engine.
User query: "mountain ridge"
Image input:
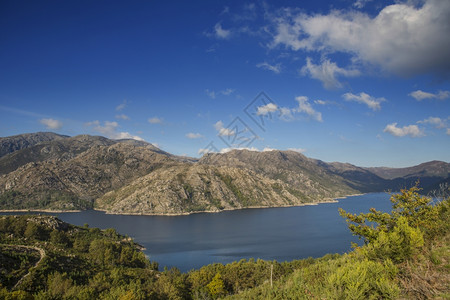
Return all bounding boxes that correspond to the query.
[0,132,448,214]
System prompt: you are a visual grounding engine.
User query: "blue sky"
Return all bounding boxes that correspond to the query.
[0,0,449,167]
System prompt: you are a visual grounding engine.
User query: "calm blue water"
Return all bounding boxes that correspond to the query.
[1,193,392,272]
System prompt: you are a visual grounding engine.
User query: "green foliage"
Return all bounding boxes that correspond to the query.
[325,257,399,299]
[359,216,424,263]
[207,273,226,299]
[216,173,252,206]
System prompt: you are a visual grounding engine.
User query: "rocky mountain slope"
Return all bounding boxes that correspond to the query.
[0,132,67,158]
[0,132,448,214]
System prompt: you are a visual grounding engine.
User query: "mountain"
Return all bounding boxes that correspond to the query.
[0,132,67,158]
[199,150,357,199]
[0,132,448,214]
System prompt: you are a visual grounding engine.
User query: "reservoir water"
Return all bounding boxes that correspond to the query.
[2,193,393,272]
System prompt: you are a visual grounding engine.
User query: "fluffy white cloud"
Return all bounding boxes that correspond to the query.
[256,62,282,74]
[256,103,278,116]
[294,96,323,122]
[115,114,129,120]
[214,120,235,136]
[343,92,385,111]
[417,117,446,129]
[383,123,424,137]
[40,118,63,130]
[186,132,203,139]
[148,117,163,124]
[86,120,143,141]
[447,128,450,136]
[409,90,450,101]
[270,0,450,76]
[215,23,231,39]
[300,57,360,89]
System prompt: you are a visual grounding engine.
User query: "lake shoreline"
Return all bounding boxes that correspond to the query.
[0,193,368,216]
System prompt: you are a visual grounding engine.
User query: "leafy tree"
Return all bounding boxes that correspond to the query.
[207,273,226,299]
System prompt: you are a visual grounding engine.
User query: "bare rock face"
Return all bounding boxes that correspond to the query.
[0,132,448,214]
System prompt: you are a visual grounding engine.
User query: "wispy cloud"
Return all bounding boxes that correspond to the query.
[409,90,450,101]
[186,132,203,139]
[287,147,306,153]
[85,120,143,141]
[205,88,235,99]
[300,57,359,89]
[115,114,129,120]
[214,23,231,39]
[353,0,372,9]
[148,117,163,124]
[294,96,323,122]
[40,118,63,130]
[383,123,424,138]
[256,62,282,74]
[417,117,447,129]
[214,120,235,136]
[116,100,128,111]
[343,92,385,111]
[0,105,46,118]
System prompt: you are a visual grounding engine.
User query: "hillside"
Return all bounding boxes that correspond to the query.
[0,132,67,158]
[1,188,448,299]
[0,132,449,214]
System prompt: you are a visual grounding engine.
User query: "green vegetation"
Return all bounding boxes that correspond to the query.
[0,190,91,211]
[0,187,448,299]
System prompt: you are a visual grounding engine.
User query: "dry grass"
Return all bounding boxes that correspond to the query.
[398,233,450,299]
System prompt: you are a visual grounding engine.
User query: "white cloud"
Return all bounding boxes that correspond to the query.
[205,88,235,99]
[279,107,294,121]
[353,0,372,9]
[383,123,424,138]
[417,117,446,129]
[116,100,127,111]
[343,92,385,111]
[214,23,231,39]
[115,114,129,120]
[148,117,163,124]
[214,120,235,136]
[447,128,450,135]
[256,103,278,116]
[287,147,306,153]
[270,0,450,77]
[198,148,212,155]
[221,88,234,96]
[314,100,327,105]
[300,57,360,89]
[40,118,63,130]
[409,90,450,101]
[294,96,323,122]
[186,132,203,139]
[205,89,216,99]
[86,120,144,141]
[256,62,282,74]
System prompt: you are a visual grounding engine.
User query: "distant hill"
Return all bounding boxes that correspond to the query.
[0,132,67,158]
[0,132,448,214]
